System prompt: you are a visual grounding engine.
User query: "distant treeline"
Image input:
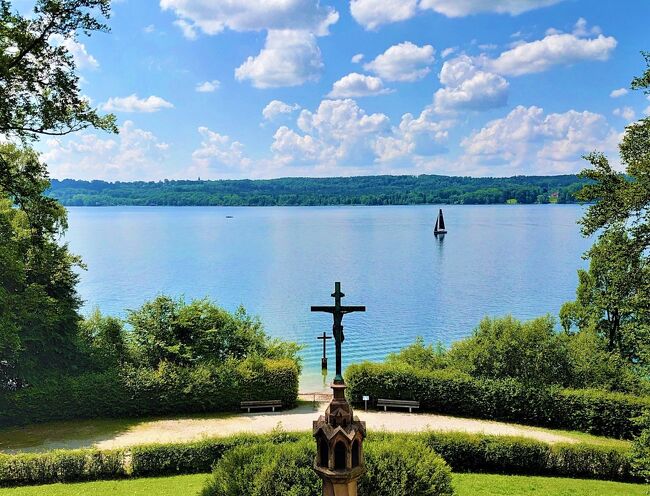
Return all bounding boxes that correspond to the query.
[48,175,590,206]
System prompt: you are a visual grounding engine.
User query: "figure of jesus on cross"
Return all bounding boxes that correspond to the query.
[311,282,365,383]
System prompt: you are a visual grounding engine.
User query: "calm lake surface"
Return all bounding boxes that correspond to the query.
[65,205,591,391]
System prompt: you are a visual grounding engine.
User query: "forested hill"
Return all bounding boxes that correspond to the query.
[48,175,589,206]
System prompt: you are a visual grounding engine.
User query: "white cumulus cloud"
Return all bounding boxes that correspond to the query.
[610,88,628,98]
[483,22,617,76]
[613,106,636,122]
[49,34,99,70]
[42,121,169,181]
[364,42,434,82]
[419,0,565,17]
[161,0,338,37]
[189,127,253,178]
[328,73,392,98]
[433,55,509,113]
[461,105,620,174]
[350,0,418,30]
[351,53,364,63]
[196,80,221,92]
[235,30,323,88]
[272,98,390,168]
[374,108,452,162]
[262,100,301,121]
[101,94,174,113]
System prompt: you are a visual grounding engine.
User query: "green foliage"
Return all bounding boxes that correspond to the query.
[560,228,650,369]
[573,55,650,374]
[345,362,650,439]
[360,439,453,496]
[0,145,84,385]
[47,175,590,206]
[386,337,449,370]
[0,359,299,427]
[0,0,117,143]
[78,310,130,368]
[0,431,640,488]
[126,296,300,369]
[632,410,650,482]
[447,316,572,387]
[201,438,453,496]
[0,448,125,487]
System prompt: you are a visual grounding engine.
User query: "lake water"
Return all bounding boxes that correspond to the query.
[65,205,591,391]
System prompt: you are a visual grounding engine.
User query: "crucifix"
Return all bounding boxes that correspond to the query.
[317,332,332,370]
[311,282,365,383]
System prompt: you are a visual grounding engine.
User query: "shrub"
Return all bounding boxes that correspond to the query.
[360,439,453,496]
[422,431,636,481]
[201,438,453,496]
[345,362,650,439]
[0,448,125,487]
[632,410,650,482]
[0,358,299,427]
[447,315,573,387]
[0,431,640,487]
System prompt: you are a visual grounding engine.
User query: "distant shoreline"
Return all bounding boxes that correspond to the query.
[49,173,589,207]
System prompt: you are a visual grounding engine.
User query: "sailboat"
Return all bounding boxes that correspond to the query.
[434,208,447,235]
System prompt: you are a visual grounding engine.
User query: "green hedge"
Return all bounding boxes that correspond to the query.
[0,449,126,487]
[421,432,635,482]
[0,431,641,487]
[345,362,650,439]
[200,438,454,496]
[0,359,299,427]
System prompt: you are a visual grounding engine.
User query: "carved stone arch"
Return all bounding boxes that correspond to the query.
[351,439,360,468]
[334,440,347,470]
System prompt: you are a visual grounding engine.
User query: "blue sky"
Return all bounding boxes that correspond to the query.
[27,0,650,180]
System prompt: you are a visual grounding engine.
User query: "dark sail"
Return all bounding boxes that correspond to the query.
[438,209,445,230]
[434,216,439,231]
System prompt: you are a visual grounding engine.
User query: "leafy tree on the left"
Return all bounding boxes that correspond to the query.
[0,0,116,387]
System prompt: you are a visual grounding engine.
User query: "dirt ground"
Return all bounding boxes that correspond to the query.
[93,401,577,450]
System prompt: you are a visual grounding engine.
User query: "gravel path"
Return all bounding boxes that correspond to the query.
[94,402,576,450]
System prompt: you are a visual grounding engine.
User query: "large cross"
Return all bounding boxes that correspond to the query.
[311,282,365,383]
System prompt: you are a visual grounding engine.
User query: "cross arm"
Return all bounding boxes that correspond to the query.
[311,306,335,312]
[340,306,366,312]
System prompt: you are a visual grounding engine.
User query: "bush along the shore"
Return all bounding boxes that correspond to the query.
[200,438,454,496]
[0,431,641,487]
[345,362,650,439]
[0,358,298,427]
[1,295,302,427]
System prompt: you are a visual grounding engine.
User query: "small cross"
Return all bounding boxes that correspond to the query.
[317,332,332,369]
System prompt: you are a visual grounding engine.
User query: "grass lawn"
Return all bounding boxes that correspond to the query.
[0,473,645,495]
[453,473,647,495]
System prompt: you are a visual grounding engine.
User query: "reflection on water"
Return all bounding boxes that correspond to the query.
[65,205,590,392]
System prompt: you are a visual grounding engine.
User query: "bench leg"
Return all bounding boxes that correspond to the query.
[272,407,275,412]
[384,406,387,412]
[247,408,251,413]
[409,408,412,413]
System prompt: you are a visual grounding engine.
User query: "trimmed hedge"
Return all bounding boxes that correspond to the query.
[0,449,126,487]
[0,431,641,487]
[420,432,636,482]
[345,362,650,439]
[200,438,454,496]
[0,359,298,427]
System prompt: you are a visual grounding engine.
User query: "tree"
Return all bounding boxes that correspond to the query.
[0,0,116,143]
[0,145,83,386]
[0,0,117,227]
[570,53,650,372]
[560,228,649,363]
[447,315,573,387]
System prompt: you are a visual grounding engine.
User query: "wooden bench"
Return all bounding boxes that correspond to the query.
[377,398,420,413]
[240,400,283,413]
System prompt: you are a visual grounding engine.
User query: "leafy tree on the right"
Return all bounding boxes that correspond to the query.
[561,53,650,375]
